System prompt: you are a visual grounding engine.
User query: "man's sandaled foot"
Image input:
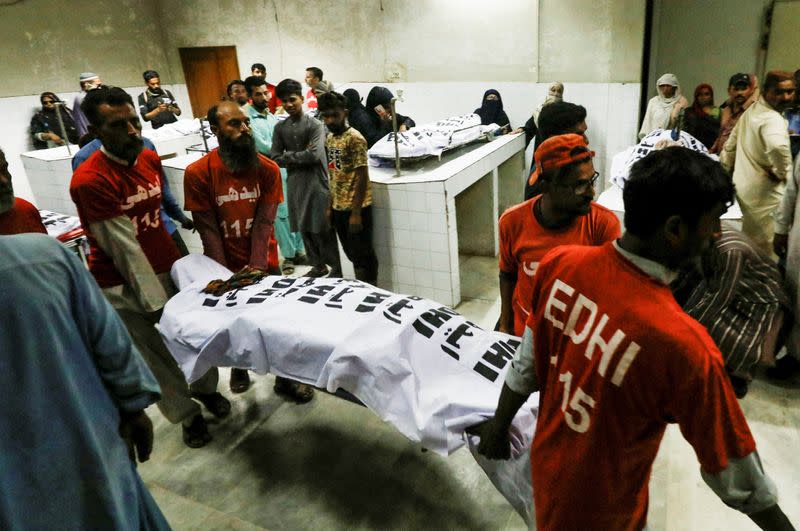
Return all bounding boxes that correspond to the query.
[182,414,212,448]
[303,265,329,278]
[281,259,295,275]
[229,368,251,393]
[274,376,315,403]
[191,392,232,418]
[728,375,749,399]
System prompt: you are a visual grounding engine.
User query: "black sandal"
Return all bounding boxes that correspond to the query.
[182,415,212,448]
[192,392,232,418]
[274,376,315,403]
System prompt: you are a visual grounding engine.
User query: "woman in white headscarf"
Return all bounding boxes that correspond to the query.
[638,73,689,139]
[517,82,565,148]
[534,82,564,121]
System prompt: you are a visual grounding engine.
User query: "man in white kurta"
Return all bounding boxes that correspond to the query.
[721,72,796,256]
[0,234,169,530]
[773,155,800,370]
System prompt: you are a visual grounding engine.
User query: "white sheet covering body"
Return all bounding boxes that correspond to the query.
[609,128,713,189]
[368,113,497,162]
[162,254,537,525]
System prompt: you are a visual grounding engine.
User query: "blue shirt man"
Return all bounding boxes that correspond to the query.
[0,233,169,530]
[72,137,193,245]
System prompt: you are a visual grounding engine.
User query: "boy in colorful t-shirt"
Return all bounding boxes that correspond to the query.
[318,91,379,285]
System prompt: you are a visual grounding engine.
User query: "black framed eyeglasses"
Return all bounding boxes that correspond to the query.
[571,171,599,193]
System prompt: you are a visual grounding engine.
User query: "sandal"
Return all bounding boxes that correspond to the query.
[229,368,251,394]
[182,414,212,448]
[274,376,315,403]
[192,392,232,418]
[303,265,329,278]
[281,259,295,275]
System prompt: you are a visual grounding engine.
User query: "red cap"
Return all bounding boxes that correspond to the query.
[528,133,595,186]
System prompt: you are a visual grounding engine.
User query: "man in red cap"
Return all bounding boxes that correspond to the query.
[498,134,620,336]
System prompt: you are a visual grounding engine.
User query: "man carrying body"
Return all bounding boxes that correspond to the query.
[721,70,796,257]
[499,134,620,336]
[710,73,759,154]
[70,86,228,448]
[475,147,794,531]
[271,79,342,278]
[184,101,314,402]
[0,233,169,530]
[318,91,379,285]
[72,72,102,138]
[244,76,307,274]
[72,120,194,256]
[0,148,47,235]
[250,63,280,113]
[138,70,181,129]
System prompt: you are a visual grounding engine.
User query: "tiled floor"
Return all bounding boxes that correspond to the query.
[139,257,800,530]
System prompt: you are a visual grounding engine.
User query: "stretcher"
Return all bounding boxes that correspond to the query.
[368,113,499,163]
[39,210,89,267]
[160,254,537,525]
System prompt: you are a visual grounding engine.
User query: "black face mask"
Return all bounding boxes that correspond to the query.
[327,121,348,135]
[148,87,165,96]
[483,100,501,113]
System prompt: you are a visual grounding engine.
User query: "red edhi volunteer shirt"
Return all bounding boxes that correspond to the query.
[70,150,180,288]
[183,149,283,272]
[499,196,620,336]
[305,88,318,110]
[525,243,756,531]
[0,198,47,235]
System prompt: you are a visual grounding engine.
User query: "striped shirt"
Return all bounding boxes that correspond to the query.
[672,229,788,375]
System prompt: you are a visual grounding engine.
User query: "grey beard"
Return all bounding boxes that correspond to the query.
[218,135,258,173]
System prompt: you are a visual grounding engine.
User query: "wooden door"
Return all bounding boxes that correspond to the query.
[179,46,240,118]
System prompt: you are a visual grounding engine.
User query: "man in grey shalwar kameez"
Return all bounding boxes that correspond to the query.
[271,78,342,277]
[0,234,169,530]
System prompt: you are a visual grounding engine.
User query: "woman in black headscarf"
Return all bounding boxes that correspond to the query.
[474,89,511,131]
[30,92,80,150]
[363,86,416,148]
[342,89,374,144]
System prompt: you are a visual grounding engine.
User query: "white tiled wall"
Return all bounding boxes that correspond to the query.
[373,180,458,305]
[0,83,192,204]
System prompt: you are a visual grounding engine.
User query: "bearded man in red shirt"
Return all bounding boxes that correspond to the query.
[70,86,228,448]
